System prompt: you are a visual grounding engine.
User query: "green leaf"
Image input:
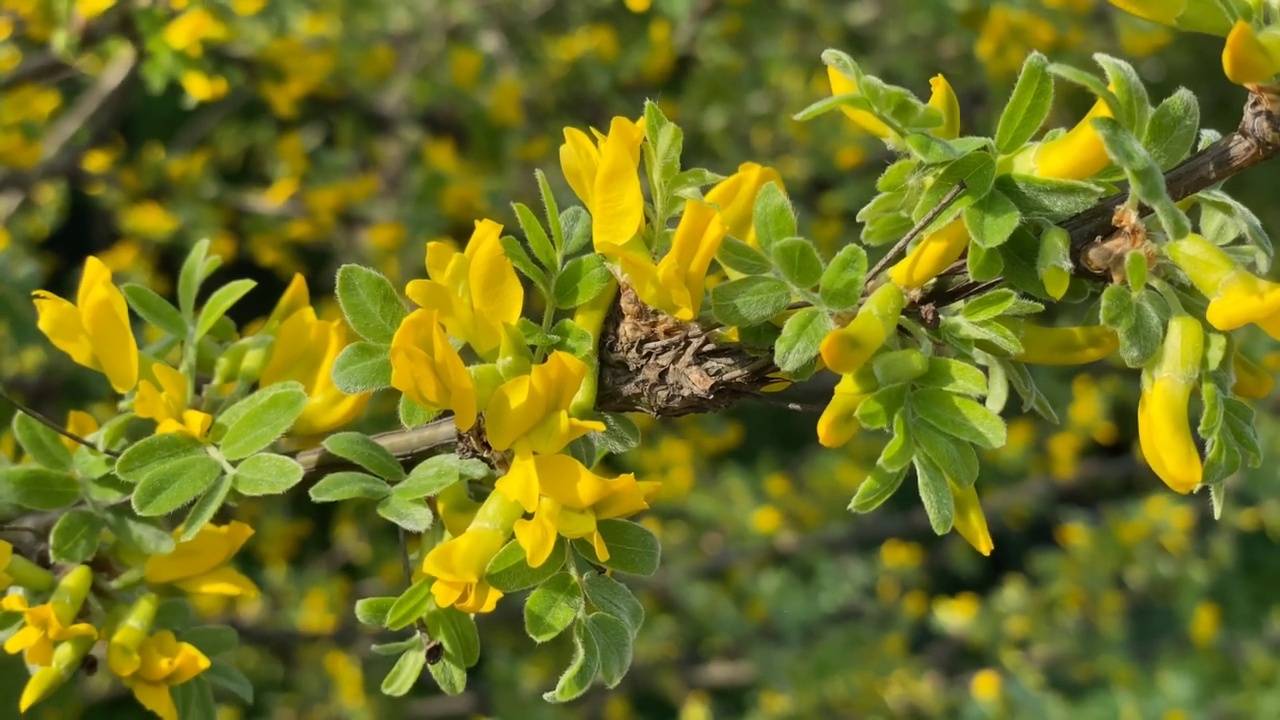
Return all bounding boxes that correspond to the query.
[1046,63,1122,118]
[849,463,908,513]
[177,238,211,318]
[1101,285,1137,330]
[880,413,915,471]
[855,384,909,430]
[1117,292,1166,368]
[427,647,468,696]
[115,432,206,483]
[554,254,614,309]
[399,394,438,428]
[967,244,1004,282]
[376,495,433,532]
[425,605,482,668]
[535,168,565,253]
[913,454,955,534]
[911,388,1007,448]
[573,519,661,575]
[0,467,80,510]
[122,283,187,337]
[331,342,392,393]
[215,382,308,460]
[203,661,254,705]
[525,572,583,643]
[173,677,216,720]
[582,574,645,638]
[501,234,552,294]
[232,453,304,496]
[995,52,1054,153]
[818,245,868,311]
[586,613,633,688]
[998,358,1060,423]
[154,597,194,632]
[792,90,879,123]
[912,421,979,486]
[195,279,256,340]
[321,432,405,481]
[963,190,1020,249]
[561,206,592,256]
[386,577,433,631]
[1145,88,1200,170]
[181,626,239,657]
[132,455,222,516]
[397,454,487,499]
[486,538,567,593]
[916,358,987,397]
[709,276,792,327]
[105,510,175,555]
[770,237,824,289]
[591,413,642,455]
[381,638,427,697]
[355,597,396,626]
[12,412,73,471]
[544,621,601,703]
[773,307,833,374]
[960,288,1018,321]
[179,472,232,541]
[309,471,389,502]
[513,201,558,270]
[717,236,773,275]
[752,181,795,253]
[916,151,996,222]
[49,509,103,564]
[335,264,408,344]
[1095,54,1151,132]
[995,174,1106,221]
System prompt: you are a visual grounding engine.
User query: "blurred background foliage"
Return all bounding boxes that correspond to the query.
[3,0,1280,718]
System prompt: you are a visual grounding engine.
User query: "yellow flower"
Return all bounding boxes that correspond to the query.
[484,351,606,458]
[405,219,523,360]
[560,117,647,256]
[179,70,229,103]
[927,74,961,140]
[118,630,211,720]
[76,0,115,19]
[820,282,905,375]
[135,363,213,440]
[3,565,97,667]
[18,634,97,714]
[1166,233,1280,338]
[162,8,228,58]
[422,528,507,613]
[1138,316,1204,494]
[436,482,481,537]
[32,255,139,393]
[1004,321,1119,365]
[826,65,892,139]
[143,521,260,598]
[260,306,370,436]
[1033,93,1114,180]
[1223,20,1280,86]
[704,162,784,248]
[1232,351,1273,399]
[950,480,994,556]
[887,217,970,290]
[506,454,655,567]
[108,594,159,679]
[630,198,727,320]
[119,201,181,240]
[816,366,879,448]
[389,309,478,431]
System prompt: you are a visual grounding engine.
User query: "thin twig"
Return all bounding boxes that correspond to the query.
[0,381,119,457]
[865,182,968,282]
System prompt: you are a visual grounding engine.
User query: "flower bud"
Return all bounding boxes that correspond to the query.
[1004,321,1118,365]
[51,565,93,627]
[820,283,905,375]
[816,365,879,449]
[1033,93,1114,181]
[108,593,159,678]
[1138,315,1204,493]
[1232,350,1274,399]
[1,543,55,592]
[1223,20,1280,85]
[1167,233,1280,338]
[19,634,97,713]
[949,479,993,556]
[887,218,969,290]
[871,348,929,386]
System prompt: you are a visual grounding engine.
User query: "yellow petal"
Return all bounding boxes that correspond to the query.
[464,219,523,357]
[1223,21,1280,85]
[172,566,259,598]
[560,127,601,208]
[705,162,784,243]
[31,291,98,371]
[949,480,994,556]
[1010,323,1118,365]
[494,452,542,513]
[79,257,139,392]
[591,117,647,253]
[513,510,559,569]
[927,74,961,141]
[1232,352,1274,399]
[1034,95,1114,181]
[887,217,969,290]
[144,521,254,585]
[132,682,179,720]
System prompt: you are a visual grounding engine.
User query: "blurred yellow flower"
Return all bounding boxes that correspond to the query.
[135,363,213,440]
[162,8,228,57]
[180,70,229,103]
[1223,20,1280,85]
[261,305,370,437]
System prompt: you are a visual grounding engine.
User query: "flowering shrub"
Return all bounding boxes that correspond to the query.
[4,1,1280,717]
